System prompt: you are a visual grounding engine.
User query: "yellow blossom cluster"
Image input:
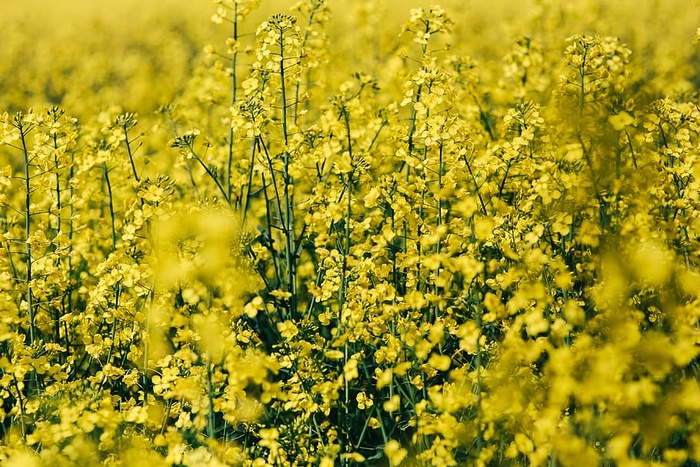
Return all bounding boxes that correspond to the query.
[1,0,699,466]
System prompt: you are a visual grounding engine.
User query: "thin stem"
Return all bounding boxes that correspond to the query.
[19,123,36,347]
[294,2,323,126]
[52,130,62,235]
[417,144,428,292]
[338,108,355,459]
[578,43,589,114]
[143,218,159,395]
[258,138,285,244]
[434,140,444,319]
[66,149,75,351]
[498,160,512,198]
[472,292,484,457]
[279,27,290,149]
[406,83,423,170]
[206,360,216,439]
[338,173,352,315]
[227,1,239,200]
[461,151,488,216]
[185,141,233,211]
[437,140,444,231]
[259,169,282,295]
[240,138,257,230]
[103,162,118,250]
[123,123,140,184]
[278,24,297,317]
[339,107,354,312]
[11,375,27,443]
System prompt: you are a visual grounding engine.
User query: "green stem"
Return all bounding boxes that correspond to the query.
[186,142,232,209]
[240,139,257,230]
[123,123,140,184]
[578,43,589,114]
[278,24,297,317]
[462,151,488,216]
[473,293,484,457]
[206,360,216,439]
[66,150,75,352]
[226,2,239,201]
[11,375,27,443]
[259,138,285,291]
[338,107,354,312]
[19,123,36,347]
[52,132,62,235]
[103,162,117,250]
[437,142,443,228]
[294,2,322,126]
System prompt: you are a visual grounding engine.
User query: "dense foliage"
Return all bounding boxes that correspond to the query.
[1,1,699,465]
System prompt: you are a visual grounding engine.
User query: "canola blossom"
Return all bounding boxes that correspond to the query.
[1,0,699,465]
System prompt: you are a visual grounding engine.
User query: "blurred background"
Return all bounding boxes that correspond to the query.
[2,0,698,118]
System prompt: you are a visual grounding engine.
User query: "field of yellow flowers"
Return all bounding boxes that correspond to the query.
[1,0,699,465]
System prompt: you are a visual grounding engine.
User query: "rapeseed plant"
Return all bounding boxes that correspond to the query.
[0,0,699,465]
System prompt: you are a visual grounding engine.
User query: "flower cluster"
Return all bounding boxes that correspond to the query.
[1,0,699,466]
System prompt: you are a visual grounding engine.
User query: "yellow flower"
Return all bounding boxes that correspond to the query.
[375,367,393,389]
[341,452,366,463]
[428,353,451,372]
[277,320,299,340]
[324,349,345,360]
[356,391,373,410]
[343,357,359,382]
[608,111,634,131]
[6,452,41,467]
[383,394,400,413]
[384,440,408,466]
